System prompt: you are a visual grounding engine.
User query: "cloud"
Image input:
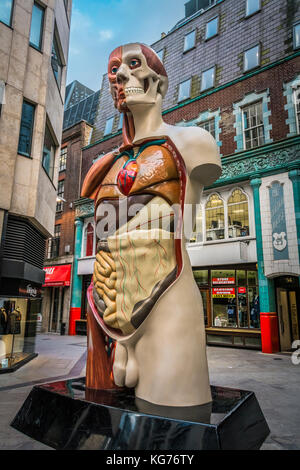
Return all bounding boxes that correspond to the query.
[98,30,114,42]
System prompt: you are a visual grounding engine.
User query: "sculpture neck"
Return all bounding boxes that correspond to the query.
[129,101,164,144]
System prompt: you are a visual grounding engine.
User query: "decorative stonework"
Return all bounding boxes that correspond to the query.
[75,200,94,219]
[218,144,300,183]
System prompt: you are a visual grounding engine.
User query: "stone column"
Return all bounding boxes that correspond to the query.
[250,178,279,353]
[69,218,83,335]
[288,168,300,272]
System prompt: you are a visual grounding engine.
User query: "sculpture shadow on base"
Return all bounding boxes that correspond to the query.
[11,377,270,450]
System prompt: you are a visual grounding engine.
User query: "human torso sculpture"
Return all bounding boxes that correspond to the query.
[82,43,221,407]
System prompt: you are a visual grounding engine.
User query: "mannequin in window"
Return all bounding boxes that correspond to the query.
[0,308,7,335]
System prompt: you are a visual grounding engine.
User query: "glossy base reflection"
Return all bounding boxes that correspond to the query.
[11,377,270,450]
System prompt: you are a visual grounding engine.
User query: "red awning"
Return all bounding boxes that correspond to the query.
[43,264,71,287]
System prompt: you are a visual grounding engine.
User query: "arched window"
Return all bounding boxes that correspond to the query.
[83,222,94,257]
[205,194,224,240]
[227,189,249,238]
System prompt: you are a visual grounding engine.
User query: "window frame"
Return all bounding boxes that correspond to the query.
[243,44,260,73]
[56,180,65,212]
[29,1,45,52]
[47,224,61,258]
[51,26,64,89]
[178,78,191,103]
[0,0,14,28]
[197,118,216,138]
[201,66,215,92]
[205,193,225,242]
[156,48,165,62]
[241,100,265,150]
[81,218,96,258]
[17,100,36,158]
[183,30,196,53]
[293,87,300,134]
[42,122,57,181]
[293,22,300,50]
[104,116,114,136]
[245,0,261,18]
[59,146,67,172]
[205,16,219,41]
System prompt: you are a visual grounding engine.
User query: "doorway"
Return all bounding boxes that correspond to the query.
[48,287,64,334]
[275,277,300,351]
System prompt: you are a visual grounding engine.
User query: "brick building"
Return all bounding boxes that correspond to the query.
[70,0,299,351]
[42,85,99,335]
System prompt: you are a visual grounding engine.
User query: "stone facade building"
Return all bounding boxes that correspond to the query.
[72,0,300,352]
[0,0,72,371]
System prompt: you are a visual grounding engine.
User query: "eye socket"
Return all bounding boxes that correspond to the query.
[111,66,118,74]
[129,58,141,69]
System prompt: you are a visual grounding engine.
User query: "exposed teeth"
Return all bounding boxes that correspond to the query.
[124,87,144,95]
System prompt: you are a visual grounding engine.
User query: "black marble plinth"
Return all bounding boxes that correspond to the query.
[11,377,270,450]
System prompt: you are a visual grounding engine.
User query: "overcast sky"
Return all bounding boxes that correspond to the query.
[66,0,186,91]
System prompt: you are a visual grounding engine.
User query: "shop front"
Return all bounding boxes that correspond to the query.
[193,265,261,349]
[0,279,41,373]
[42,264,72,335]
[275,276,299,351]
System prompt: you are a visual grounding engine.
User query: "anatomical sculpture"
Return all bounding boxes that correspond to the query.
[81,43,221,407]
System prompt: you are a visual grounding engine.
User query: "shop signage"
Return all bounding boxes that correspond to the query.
[19,283,42,298]
[268,181,289,260]
[238,287,246,294]
[212,277,235,285]
[43,264,71,287]
[212,288,235,298]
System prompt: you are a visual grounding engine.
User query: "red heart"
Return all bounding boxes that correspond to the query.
[117,161,138,195]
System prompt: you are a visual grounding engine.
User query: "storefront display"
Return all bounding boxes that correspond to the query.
[193,265,261,349]
[0,294,40,373]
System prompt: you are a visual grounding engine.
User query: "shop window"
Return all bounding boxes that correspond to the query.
[209,268,260,329]
[18,100,35,157]
[178,78,191,102]
[184,30,196,52]
[83,221,95,257]
[201,66,215,91]
[293,23,300,49]
[247,270,258,286]
[205,194,224,241]
[104,117,114,136]
[51,28,64,88]
[245,0,260,17]
[205,17,218,40]
[249,286,260,328]
[59,147,67,172]
[242,100,265,149]
[193,270,209,286]
[29,2,45,51]
[197,118,215,138]
[227,189,249,238]
[42,123,56,180]
[56,180,64,212]
[0,0,13,26]
[244,44,260,72]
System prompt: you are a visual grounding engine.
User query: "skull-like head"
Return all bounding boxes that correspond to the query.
[108,43,168,112]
